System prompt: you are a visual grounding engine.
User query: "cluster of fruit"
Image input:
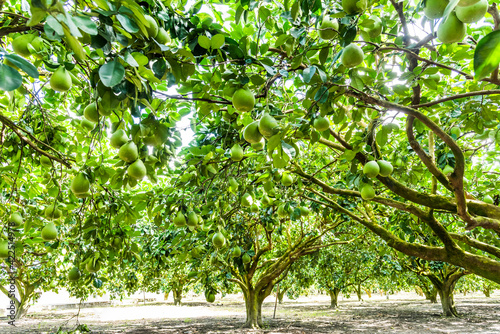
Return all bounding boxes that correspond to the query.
[426,0,489,44]
[360,160,394,200]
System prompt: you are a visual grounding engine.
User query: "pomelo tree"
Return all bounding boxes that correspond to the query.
[1,0,500,327]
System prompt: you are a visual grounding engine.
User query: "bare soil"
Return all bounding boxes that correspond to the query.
[1,292,499,333]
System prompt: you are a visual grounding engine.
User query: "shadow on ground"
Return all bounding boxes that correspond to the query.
[1,295,499,333]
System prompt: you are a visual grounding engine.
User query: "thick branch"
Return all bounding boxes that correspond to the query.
[450,233,500,259]
[0,114,72,168]
[406,116,453,191]
[412,90,500,108]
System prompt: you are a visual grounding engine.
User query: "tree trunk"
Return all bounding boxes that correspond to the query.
[172,289,182,306]
[243,289,264,329]
[15,298,30,319]
[424,287,438,303]
[277,288,286,304]
[437,286,458,317]
[328,287,341,308]
[483,288,491,297]
[356,283,362,301]
[164,291,169,301]
[427,270,465,317]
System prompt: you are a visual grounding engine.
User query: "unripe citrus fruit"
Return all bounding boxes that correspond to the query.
[127,159,147,179]
[232,88,255,112]
[363,161,380,178]
[341,44,364,68]
[50,66,72,92]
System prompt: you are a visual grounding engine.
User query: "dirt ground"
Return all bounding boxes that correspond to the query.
[1,292,499,334]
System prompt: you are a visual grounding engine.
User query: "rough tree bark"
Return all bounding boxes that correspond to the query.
[0,280,36,319]
[277,288,287,304]
[242,286,270,329]
[356,283,362,301]
[328,287,341,308]
[417,276,438,303]
[426,269,468,317]
[172,289,182,306]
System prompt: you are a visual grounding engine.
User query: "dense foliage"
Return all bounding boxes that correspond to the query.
[1,0,500,328]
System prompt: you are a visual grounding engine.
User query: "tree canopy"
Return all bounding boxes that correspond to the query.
[1,0,500,328]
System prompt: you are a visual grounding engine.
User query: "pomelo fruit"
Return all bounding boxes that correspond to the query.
[206,292,215,303]
[376,160,393,177]
[84,102,99,123]
[9,212,23,228]
[341,44,364,68]
[242,253,251,264]
[360,184,375,200]
[231,246,242,257]
[173,211,186,227]
[68,267,81,281]
[251,140,265,151]
[71,172,90,195]
[144,15,159,38]
[243,121,263,144]
[230,143,244,161]
[342,0,367,15]
[281,172,293,186]
[41,222,58,241]
[258,113,279,138]
[212,232,226,248]
[483,195,494,204]
[110,129,129,149]
[363,161,380,178]
[186,211,199,227]
[127,159,147,179]
[456,0,487,23]
[423,0,449,19]
[362,15,382,39]
[318,17,339,40]
[232,88,255,112]
[314,116,330,132]
[437,12,466,44]
[80,119,95,131]
[118,141,139,163]
[277,204,288,218]
[458,0,480,5]
[45,204,62,219]
[299,206,310,216]
[12,34,35,57]
[450,127,461,137]
[50,66,72,92]
[0,241,9,259]
[86,259,100,273]
[156,27,171,44]
[40,155,53,168]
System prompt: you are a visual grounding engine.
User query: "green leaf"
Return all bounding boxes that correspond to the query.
[302,66,316,83]
[267,134,281,155]
[198,35,211,49]
[0,64,23,91]
[73,16,98,35]
[116,13,139,33]
[314,85,329,103]
[474,30,500,81]
[291,55,303,69]
[376,128,388,147]
[4,54,39,78]
[46,15,64,35]
[99,60,125,87]
[442,0,460,19]
[27,6,46,27]
[211,34,225,49]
